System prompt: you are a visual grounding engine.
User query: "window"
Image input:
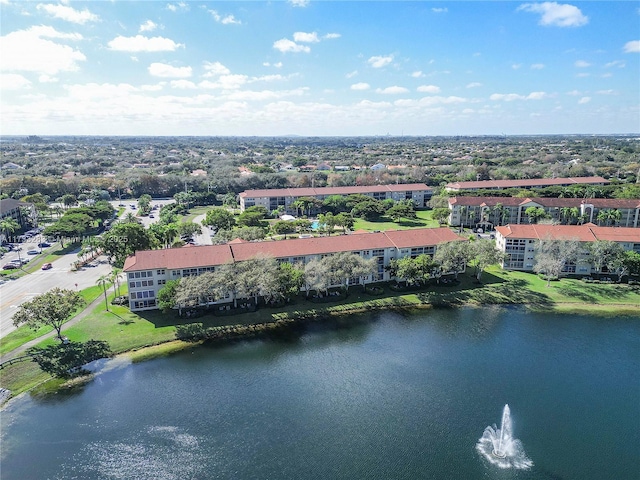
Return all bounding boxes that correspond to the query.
[128,273,134,280]
[158,279,166,285]
[157,269,165,275]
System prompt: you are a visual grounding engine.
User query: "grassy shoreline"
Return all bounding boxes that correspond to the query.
[2,266,639,404]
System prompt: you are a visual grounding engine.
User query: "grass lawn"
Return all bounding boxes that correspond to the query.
[0,284,107,355]
[181,206,210,223]
[353,209,440,232]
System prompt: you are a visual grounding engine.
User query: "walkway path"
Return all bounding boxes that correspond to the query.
[0,294,107,364]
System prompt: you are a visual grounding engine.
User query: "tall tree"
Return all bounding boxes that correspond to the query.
[0,218,20,242]
[472,239,507,282]
[203,207,236,232]
[96,275,110,311]
[533,237,581,286]
[434,240,473,280]
[101,222,152,267]
[12,288,84,341]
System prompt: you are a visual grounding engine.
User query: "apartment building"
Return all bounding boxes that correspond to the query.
[448,196,640,229]
[495,223,640,274]
[238,184,433,213]
[123,227,462,311]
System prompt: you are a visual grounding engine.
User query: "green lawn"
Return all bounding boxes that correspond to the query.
[181,206,210,223]
[0,284,107,355]
[353,210,440,232]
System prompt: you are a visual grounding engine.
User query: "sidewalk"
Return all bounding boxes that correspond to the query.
[0,294,106,364]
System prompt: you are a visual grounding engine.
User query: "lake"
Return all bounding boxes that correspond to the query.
[1,307,639,479]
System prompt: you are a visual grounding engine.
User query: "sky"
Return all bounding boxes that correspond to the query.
[0,1,638,136]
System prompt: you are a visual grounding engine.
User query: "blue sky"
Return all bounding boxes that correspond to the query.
[1,1,638,136]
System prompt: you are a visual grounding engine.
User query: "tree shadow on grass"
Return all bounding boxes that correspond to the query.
[417,278,554,311]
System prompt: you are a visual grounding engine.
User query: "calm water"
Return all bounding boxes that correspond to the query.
[2,307,639,480]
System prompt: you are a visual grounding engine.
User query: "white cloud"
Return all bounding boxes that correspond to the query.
[263,62,283,68]
[38,74,58,83]
[0,26,85,75]
[490,93,526,101]
[417,85,440,94]
[199,74,249,90]
[273,38,310,53]
[596,89,617,95]
[293,32,319,43]
[623,40,640,53]
[604,60,625,68]
[166,2,188,12]
[518,2,588,27]
[64,83,139,101]
[108,35,184,52]
[411,71,424,78]
[490,92,549,101]
[530,63,545,69]
[368,55,394,68]
[204,8,241,25]
[324,33,341,40]
[288,0,309,7]
[36,3,99,24]
[350,82,370,91]
[466,82,482,88]
[574,60,591,68]
[376,86,409,95]
[1,73,32,90]
[139,20,159,33]
[578,96,591,104]
[170,80,196,89]
[566,89,581,96]
[512,63,522,70]
[526,91,548,100]
[432,8,448,13]
[148,63,192,78]
[346,71,358,79]
[202,61,230,77]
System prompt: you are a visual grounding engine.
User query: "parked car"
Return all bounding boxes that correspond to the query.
[27,250,39,255]
[3,263,19,270]
[38,242,51,248]
[149,214,155,218]
[41,263,53,270]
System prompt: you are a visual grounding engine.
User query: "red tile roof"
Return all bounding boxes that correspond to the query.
[239,183,431,198]
[445,176,609,190]
[123,228,465,271]
[495,224,640,243]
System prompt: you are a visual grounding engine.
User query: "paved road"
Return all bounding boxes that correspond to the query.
[0,241,112,339]
[0,198,174,339]
[192,213,213,245]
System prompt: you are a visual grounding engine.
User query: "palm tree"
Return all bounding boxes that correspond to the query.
[0,218,20,243]
[96,275,110,311]
[52,205,64,218]
[111,268,122,297]
[458,206,467,232]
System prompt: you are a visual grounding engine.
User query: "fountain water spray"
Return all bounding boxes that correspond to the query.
[476,404,533,469]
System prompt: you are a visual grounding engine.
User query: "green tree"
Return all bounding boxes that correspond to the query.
[101,222,152,267]
[434,240,473,280]
[157,279,180,313]
[203,208,236,232]
[431,207,451,225]
[351,198,386,220]
[61,194,77,209]
[30,340,111,378]
[322,251,377,292]
[12,288,84,341]
[334,212,354,234]
[177,221,202,238]
[471,239,507,282]
[533,237,581,286]
[96,274,110,311]
[386,201,417,223]
[589,240,623,274]
[272,220,296,238]
[524,206,548,224]
[0,218,20,242]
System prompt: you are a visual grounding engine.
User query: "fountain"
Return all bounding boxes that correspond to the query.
[476,404,533,469]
